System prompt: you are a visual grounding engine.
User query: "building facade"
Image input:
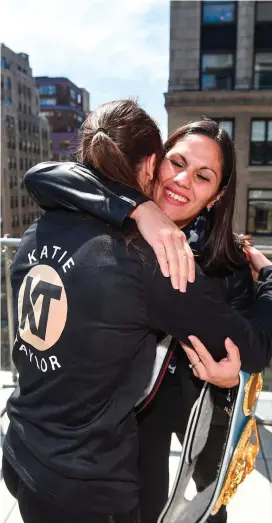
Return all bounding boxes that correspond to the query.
[35,77,90,161]
[166,1,272,247]
[1,44,50,238]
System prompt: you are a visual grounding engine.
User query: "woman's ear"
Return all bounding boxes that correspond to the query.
[207,189,225,211]
[145,153,157,182]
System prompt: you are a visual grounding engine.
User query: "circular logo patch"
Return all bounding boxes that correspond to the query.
[18,265,67,351]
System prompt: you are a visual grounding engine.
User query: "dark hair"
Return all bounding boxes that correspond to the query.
[78,99,164,194]
[165,119,246,275]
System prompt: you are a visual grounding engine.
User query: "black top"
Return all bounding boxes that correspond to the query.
[4,204,272,514]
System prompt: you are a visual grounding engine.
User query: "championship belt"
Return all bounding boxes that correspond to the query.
[158,371,263,523]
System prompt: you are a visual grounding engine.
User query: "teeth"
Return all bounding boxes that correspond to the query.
[166,189,188,203]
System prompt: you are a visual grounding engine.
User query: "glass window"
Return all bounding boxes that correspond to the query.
[201,54,234,90]
[247,189,272,235]
[6,78,11,89]
[77,93,81,104]
[203,1,235,23]
[268,121,272,141]
[70,88,76,100]
[254,53,272,89]
[251,121,266,141]
[2,57,8,69]
[218,119,234,138]
[40,98,56,106]
[250,120,272,165]
[256,1,272,22]
[39,85,56,95]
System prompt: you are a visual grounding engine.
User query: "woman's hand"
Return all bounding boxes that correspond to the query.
[243,244,272,281]
[131,201,195,292]
[180,335,241,388]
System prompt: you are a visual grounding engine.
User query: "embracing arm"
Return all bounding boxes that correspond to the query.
[24,161,195,291]
[24,161,149,228]
[143,254,272,374]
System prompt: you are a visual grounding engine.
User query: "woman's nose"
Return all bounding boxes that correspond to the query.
[173,170,192,189]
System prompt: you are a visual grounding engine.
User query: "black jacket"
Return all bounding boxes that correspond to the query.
[23,161,266,414]
[4,162,272,514]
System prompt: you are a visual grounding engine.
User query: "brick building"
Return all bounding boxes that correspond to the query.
[35,77,90,161]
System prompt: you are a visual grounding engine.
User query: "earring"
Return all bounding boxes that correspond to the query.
[207,203,215,212]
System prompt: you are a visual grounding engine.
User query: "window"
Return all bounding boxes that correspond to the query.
[250,120,272,165]
[256,1,272,22]
[247,190,272,235]
[77,93,81,104]
[70,88,76,100]
[42,111,54,118]
[77,115,83,123]
[214,118,234,138]
[203,1,235,23]
[59,140,71,150]
[6,77,11,89]
[201,54,234,90]
[39,85,56,95]
[20,158,23,170]
[40,98,56,106]
[2,57,8,69]
[254,54,272,90]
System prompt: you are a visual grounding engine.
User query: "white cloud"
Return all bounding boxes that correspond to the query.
[2,0,169,132]
[2,0,169,82]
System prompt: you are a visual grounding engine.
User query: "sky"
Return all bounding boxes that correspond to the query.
[2,0,170,139]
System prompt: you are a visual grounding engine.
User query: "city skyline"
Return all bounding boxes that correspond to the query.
[2,0,169,139]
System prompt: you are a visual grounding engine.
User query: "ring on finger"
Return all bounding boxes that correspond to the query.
[189,359,202,369]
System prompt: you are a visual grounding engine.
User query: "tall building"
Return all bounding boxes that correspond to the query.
[1,43,50,237]
[166,0,272,246]
[35,77,90,161]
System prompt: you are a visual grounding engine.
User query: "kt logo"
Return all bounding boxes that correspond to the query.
[18,265,68,351]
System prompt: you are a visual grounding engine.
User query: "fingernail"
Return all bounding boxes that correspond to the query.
[172,280,179,290]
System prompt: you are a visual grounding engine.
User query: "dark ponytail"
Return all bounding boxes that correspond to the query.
[78,100,164,193]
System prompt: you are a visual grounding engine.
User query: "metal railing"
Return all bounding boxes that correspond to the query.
[1,236,20,382]
[1,236,272,384]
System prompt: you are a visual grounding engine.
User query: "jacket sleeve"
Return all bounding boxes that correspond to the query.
[24,162,149,228]
[223,264,256,315]
[143,254,272,374]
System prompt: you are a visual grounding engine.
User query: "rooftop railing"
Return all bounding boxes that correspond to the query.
[1,236,272,423]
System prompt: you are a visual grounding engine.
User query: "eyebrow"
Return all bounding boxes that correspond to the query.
[171,152,218,178]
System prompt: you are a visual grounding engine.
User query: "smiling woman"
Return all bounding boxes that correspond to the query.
[153,119,241,275]
[154,133,223,227]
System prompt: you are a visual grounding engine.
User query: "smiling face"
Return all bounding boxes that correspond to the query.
[153,134,223,227]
